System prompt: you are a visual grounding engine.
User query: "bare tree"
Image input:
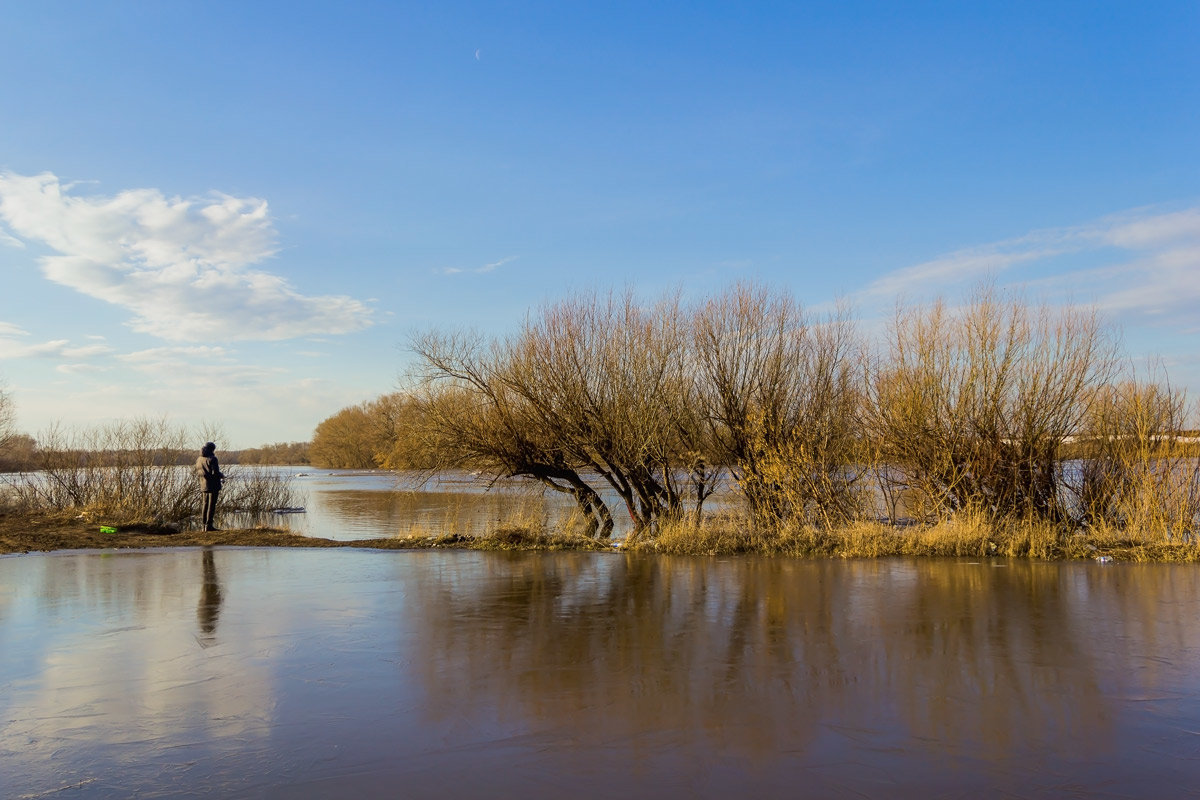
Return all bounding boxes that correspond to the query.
[866,286,1116,523]
[1075,371,1200,537]
[503,289,693,533]
[0,380,14,452]
[409,284,868,536]
[410,328,616,536]
[692,282,865,526]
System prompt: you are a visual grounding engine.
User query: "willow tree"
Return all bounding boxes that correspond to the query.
[504,290,702,532]
[866,286,1116,522]
[411,289,713,537]
[410,327,616,536]
[1076,375,1200,537]
[692,282,865,526]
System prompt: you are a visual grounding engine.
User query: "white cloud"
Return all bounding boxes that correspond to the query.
[0,322,30,338]
[477,255,517,273]
[0,171,374,342]
[115,346,285,390]
[0,338,69,359]
[56,363,108,375]
[63,343,114,358]
[0,336,116,360]
[1103,208,1200,249]
[437,255,518,276]
[856,205,1200,332]
[119,346,234,364]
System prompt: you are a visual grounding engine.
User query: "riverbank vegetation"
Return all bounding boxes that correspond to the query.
[0,418,299,526]
[3,280,1197,561]
[347,281,1198,560]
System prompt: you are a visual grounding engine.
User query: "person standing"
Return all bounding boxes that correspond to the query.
[195,442,225,531]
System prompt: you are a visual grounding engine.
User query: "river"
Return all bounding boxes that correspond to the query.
[2,472,1200,797]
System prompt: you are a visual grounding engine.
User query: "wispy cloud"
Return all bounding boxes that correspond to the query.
[478,255,516,273]
[856,205,1200,332]
[0,334,115,360]
[0,322,30,338]
[0,171,374,342]
[118,345,235,364]
[436,255,517,276]
[115,345,287,391]
[56,363,108,375]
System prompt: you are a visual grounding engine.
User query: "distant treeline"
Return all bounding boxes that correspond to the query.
[0,435,311,472]
[236,441,311,465]
[310,282,1200,543]
[0,434,36,472]
[309,393,419,470]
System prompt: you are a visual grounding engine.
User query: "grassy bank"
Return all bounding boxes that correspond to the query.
[6,507,1196,562]
[632,514,1200,562]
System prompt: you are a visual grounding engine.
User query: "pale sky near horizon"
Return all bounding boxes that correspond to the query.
[1,1,1197,448]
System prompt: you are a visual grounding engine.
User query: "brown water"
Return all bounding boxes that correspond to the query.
[2,549,1200,798]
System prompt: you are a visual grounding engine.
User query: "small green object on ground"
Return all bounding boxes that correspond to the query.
[99,526,117,534]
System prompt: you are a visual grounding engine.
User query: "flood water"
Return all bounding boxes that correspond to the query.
[234,468,605,540]
[3,548,1200,798]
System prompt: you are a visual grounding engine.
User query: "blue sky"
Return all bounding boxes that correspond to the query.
[1,1,1197,447]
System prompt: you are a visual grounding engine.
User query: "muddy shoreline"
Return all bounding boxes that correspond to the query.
[0,513,613,555]
[0,516,417,555]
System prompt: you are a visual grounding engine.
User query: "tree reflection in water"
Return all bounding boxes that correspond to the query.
[5,551,1200,796]
[397,555,1200,770]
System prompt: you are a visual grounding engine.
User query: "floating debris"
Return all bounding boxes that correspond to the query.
[1095,555,1114,564]
[271,507,307,514]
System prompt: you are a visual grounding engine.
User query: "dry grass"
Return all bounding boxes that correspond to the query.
[4,505,1197,562]
[627,507,1198,562]
[394,526,612,552]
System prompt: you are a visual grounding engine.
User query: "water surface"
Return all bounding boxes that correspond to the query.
[236,468,594,540]
[3,549,1200,798]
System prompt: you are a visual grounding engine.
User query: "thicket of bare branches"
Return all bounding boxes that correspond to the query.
[865,288,1117,524]
[407,285,865,538]
[305,281,1199,545]
[3,418,297,523]
[411,291,697,537]
[1075,376,1200,538]
[693,284,865,527]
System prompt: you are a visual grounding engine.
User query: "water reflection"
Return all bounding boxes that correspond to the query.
[229,468,589,540]
[402,557,1124,760]
[196,548,222,641]
[2,550,1200,798]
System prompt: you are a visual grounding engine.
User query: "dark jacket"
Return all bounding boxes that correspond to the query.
[196,454,224,493]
